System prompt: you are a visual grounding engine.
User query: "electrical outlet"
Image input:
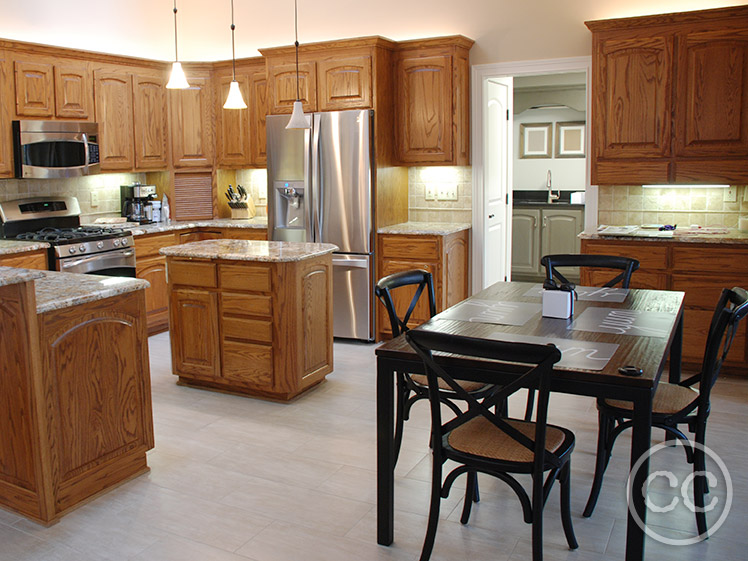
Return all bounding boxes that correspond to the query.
[425,185,436,200]
[436,184,458,201]
[90,191,99,207]
[723,186,737,202]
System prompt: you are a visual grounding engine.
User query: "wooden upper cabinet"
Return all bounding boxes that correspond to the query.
[14,60,54,117]
[0,52,13,178]
[169,73,214,168]
[132,72,168,170]
[250,72,268,165]
[587,6,748,184]
[396,54,453,164]
[673,27,748,166]
[268,61,316,114]
[215,72,251,167]
[54,63,93,119]
[395,37,473,166]
[94,69,135,171]
[318,55,372,111]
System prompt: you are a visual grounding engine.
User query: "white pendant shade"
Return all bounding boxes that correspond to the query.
[224,80,247,109]
[166,62,190,89]
[286,100,310,129]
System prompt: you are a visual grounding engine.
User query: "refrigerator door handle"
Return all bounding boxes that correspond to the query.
[311,113,323,243]
[332,257,369,268]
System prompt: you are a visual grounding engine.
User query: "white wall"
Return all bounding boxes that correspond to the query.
[513,107,586,192]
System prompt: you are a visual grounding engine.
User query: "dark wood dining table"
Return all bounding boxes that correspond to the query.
[375,281,685,561]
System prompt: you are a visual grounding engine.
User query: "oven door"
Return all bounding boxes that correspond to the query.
[57,248,136,277]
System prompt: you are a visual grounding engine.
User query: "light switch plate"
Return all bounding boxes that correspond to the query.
[436,184,458,201]
[723,186,737,202]
[90,191,99,207]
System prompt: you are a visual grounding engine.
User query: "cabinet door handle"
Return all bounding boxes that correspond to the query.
[543,216,548,228]
[533,216,537,228]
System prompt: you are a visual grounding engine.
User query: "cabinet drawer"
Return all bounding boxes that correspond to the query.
[0,251,48,269]
[671,274,746,310]
[222,316,272,343]
[221,293,272,316]
[219,263,271,292]
[168,260,217,287]
[682,308,747,365]
[586,269,668,290]
[220,228,268,240]
[583,241,668,271]
[672,246,748,275]
[135,233,177,258]
[222,340,273,386]
[380,236,439,260]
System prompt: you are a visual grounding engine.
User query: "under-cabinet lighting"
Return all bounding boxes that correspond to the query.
[642,184,729,189]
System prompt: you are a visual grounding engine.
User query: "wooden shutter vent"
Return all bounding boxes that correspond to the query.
[173,172,213,220]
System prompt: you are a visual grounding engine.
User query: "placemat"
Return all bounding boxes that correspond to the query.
[569,307,676,338]
[435,300,541,326]
[487,332,619,371]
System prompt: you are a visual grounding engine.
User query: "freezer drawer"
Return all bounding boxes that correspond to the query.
[332,253,373,341]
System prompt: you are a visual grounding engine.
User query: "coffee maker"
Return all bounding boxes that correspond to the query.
[121,183,157,223]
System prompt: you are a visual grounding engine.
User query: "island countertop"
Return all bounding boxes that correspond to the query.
[33,271,149,313]
[0,265,45,286]
[160,239,339,262]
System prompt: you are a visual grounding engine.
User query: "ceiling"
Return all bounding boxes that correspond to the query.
[0,0,744,64]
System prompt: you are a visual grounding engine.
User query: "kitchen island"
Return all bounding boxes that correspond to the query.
[161,239,337,400]
[0,267,153,524]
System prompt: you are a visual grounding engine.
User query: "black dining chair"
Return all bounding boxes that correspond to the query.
[406,329,578,561]
[375,270,497,460]
[583,286,748,537]
[540,253,640,289]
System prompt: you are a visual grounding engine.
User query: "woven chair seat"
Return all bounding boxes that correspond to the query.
[409,373,488,393]
[604,382,698,416]
[448,417,566,463]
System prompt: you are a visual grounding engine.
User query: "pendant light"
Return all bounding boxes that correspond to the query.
[166,0,190,89]
[286,0,310,129]
[223,0,247,109]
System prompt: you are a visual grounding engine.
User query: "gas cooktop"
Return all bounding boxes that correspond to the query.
[15,226,131,244]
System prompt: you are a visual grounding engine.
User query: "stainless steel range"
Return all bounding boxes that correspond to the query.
[0,196,136,276]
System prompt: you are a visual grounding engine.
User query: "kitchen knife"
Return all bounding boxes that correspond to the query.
[228,185,236,200]
[237,185,246,201]
[225,191,232,202]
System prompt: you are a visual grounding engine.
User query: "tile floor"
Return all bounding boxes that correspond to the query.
[0,333,746,561]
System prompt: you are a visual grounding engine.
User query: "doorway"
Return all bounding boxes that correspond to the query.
[471,57,593,293]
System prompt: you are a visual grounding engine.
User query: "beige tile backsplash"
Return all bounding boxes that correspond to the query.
[0,173,145,222]
[408,166,472,224]
[598,185,748,228]
[235,168,269,217]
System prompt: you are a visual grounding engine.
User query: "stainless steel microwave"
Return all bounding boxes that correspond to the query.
[12,120,101,179]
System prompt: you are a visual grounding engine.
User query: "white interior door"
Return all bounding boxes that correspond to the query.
[483,77,513,287]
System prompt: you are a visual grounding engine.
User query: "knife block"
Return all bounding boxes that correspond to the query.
[231,207,250,219]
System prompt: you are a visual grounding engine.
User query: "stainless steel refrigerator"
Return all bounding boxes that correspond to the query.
[266,109,374,341]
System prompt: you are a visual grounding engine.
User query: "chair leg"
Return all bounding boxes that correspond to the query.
[559,463,579,550]
[693,422,709,538]
[531,470,544,561]
[419,459,443,561]
[583,409,614,518]
[460,471,477,524]
[393,373,409,464]
[524,389,536,421]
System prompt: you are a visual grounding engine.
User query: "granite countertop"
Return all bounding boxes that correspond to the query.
[0,266,45,287]
[513,201,585,209]
[123,217,268,236]
[0,239,50,255]
[580,229,748,245]
[160,239,339,262]
[33,271,149,314]
[377,222,471,235]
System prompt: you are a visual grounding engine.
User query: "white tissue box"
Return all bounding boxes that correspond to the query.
[542,289,574,319]
[570,191,585,205]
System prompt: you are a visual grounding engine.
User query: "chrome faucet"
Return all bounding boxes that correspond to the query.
[547,170,560,203]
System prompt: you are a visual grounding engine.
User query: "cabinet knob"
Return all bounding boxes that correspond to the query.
[488,214,495,219]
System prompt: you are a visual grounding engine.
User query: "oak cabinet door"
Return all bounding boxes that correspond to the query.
[54,63,93,119]
[396,54,452,163]
[94,69,135,171]
[215,73,251,167]
[169,74,214,168]
[14,60,54,117]
[136,255,169,333]
[317,55,372,111]
[250,73,268,165]
[268,61,316,114]
[0,52,13,177]
[169,288,220,379]
[379,258,438,333]
[132,72,168,170]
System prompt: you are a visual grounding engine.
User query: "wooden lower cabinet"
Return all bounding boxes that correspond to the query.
[0,250,48,270]
[376,228,470,340]
[133,232,178,334]
[166,252,333,400]
[0,282,153,524]
[582,237,748,374]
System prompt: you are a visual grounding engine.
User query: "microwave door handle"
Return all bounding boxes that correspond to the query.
[82,133,89,173]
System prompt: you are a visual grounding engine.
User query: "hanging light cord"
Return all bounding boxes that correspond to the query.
[230,0,237,80]
[173,0,179,62]
[294,0,300,101]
